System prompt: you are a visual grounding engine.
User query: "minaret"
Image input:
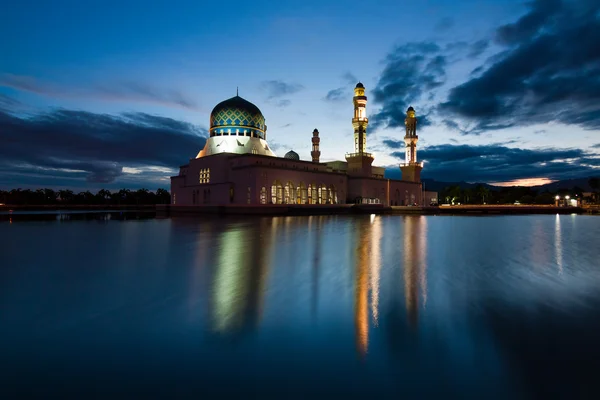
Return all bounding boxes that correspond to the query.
[353,82,368,154]
[311,129,320,163]
[399,106,423,182]
[345,82,374,176]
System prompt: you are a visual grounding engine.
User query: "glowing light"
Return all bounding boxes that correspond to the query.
[492,177,556,187]
[369,217,382,326]
[555,214,563,274]
[556,195,560,200]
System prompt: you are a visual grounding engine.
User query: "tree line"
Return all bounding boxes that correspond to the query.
[438,178,599,205]
[0,188,171,205]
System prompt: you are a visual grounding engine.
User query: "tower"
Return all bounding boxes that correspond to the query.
[345,82,374,176]
[399,106,423,182]
[311,129,320,163]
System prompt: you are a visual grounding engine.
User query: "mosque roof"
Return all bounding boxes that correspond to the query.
[210,95,266,133]
[284,150,300,160]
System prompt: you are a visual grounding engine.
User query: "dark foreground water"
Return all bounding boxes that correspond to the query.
[1,214,599,398]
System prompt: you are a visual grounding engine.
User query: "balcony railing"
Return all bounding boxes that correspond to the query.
[399,162,424,167]
[345,152,373,159]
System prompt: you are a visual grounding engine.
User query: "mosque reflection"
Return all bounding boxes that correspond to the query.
[353,215,428,356]
[200,214,429,357]
[209,218,274,334]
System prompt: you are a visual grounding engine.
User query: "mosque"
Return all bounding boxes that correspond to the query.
[170,83,424,206]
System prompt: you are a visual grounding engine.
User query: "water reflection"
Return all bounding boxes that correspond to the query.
[3,214,600,397]
[211,220,273,334]
[403,216,428,328]
[555,214,563,274]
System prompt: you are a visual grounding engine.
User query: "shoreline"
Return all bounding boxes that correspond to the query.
[157,204,591,216]
[2,204,597,216]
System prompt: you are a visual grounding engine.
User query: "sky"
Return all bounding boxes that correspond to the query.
[1,0,599,190]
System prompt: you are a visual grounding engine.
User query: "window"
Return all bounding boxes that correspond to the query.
[260,187,267,204]
[199,168,210,184]
[247,187,251,204]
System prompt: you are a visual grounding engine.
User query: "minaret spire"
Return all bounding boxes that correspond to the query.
[311,129,321,163]
[399,106,423,183]
[345,82,374,177]
[352,82,368,154]
[236,87,239,96]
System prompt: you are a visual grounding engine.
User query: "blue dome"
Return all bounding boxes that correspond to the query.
[210,95,266,138]
[284,150,300,160]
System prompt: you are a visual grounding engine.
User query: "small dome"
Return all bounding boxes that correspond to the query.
[407,106,415,112]
[284,150,300,160]
[210,95,266,136]
[355,82,365,89]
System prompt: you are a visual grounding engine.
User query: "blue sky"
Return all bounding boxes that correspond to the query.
[1,0,599,190]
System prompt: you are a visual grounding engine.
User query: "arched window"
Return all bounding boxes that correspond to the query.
[260,187,267,204]
[284,181,295,204]
[328,184,337,204]
[307,184,313,204]
[311,184,318,204]
[298,183,307,204]
[320,184,328,204]
[271,180,283,204]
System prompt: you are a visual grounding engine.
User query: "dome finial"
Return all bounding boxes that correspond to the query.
[236,86,239,96]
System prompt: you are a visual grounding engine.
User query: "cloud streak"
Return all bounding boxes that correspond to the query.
[0,73,201,110]
[439,0,600,134]
[384,143,599,182]
[0,109,207,189]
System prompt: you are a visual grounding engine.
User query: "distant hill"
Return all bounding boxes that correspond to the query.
[421,179,498,192]
[533,177,596,192]
[383,169,599,192]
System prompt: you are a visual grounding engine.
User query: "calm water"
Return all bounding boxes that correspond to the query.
[1,214,599,398]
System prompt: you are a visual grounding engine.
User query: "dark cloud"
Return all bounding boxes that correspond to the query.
[592,143,600,149]
[440,0,600,134]
[468,40,489,58]
[0,93,22,110]
[0,73,200,110]
[382,139,404,149]
[0,109,207,189]
[370,42,446,130]
[386,143,598,182]
[342,72,358,85]
[324,87,346,102]
[435,17,454,32]
[261,80,304,99]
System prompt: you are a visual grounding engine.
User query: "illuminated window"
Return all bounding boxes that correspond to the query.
[260,187,267,204]
[199,168,210,184]
[252,147,258,154]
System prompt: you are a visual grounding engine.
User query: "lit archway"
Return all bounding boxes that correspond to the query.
[298,182,307,204]
[284,181,295,204]
[271,180,283,204]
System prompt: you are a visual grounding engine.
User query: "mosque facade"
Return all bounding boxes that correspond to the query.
[170,83,424,206]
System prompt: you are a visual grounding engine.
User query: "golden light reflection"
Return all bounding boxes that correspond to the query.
[355,220,370,356]
[555,214,563,274]
[369,216,382,326]
[211,220,273,333]
[354,215,384,356]
[403,216,428,328]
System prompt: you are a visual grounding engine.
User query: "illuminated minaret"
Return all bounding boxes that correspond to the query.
[346,82,374,176]
[311,129,320,163]
[399,106,423,183]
